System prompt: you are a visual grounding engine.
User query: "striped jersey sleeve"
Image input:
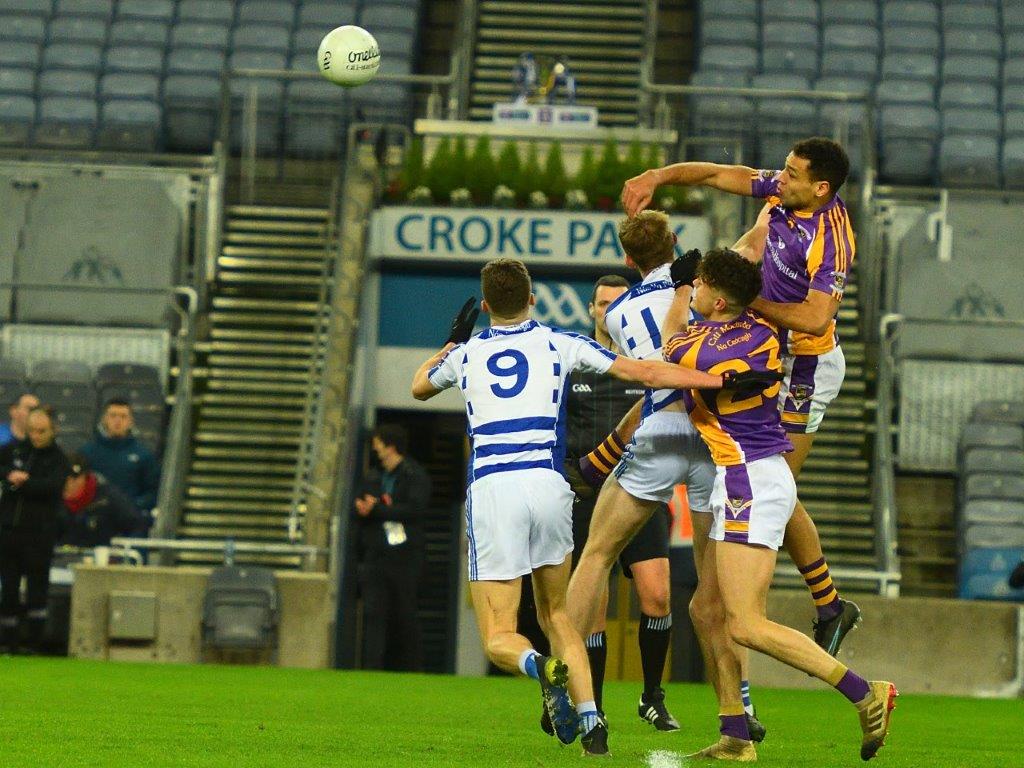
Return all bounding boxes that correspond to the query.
[427,344,464,390]
[550,330,616,374]
[750,169,781,199]
[807,205,855,301]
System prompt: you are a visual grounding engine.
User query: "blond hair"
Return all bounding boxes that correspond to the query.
[617,210,675,271]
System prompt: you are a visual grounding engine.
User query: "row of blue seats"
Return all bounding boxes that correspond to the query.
[0,0,416,24]
[703,0,1024,29]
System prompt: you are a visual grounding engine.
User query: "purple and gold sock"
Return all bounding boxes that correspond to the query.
[799,556,842,620]
[719,705,751,741]
[827,662,871,704]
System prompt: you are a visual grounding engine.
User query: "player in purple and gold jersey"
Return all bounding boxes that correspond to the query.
[661,249,896,762]
[622,137,860,656]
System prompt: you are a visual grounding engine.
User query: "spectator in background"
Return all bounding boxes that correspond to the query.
[353,424,431,671]
[0,406,72,654]
[0,393,40,448]
[80,399,160,530]
[61,453,140,548]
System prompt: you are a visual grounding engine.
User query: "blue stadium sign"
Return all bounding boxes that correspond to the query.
[369,207,712,267]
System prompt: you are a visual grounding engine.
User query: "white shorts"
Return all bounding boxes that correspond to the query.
[613,409,715,509]
[709,454,797,551]
[777,346,846,434]
[464,468,575,582]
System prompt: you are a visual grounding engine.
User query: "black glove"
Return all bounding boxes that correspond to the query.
[721,369,785,397]
[446,297,479,345]
[670,249,702,288]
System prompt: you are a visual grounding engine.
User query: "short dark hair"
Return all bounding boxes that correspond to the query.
[790,137,850,195]
[103,398,133,413]
[590,274,629,304]
[618,210,675,271]
[374,423,408,455]
[480,258,532,317]
[68,451,90,476]
[28,404,56,424]
[697,248,762,310]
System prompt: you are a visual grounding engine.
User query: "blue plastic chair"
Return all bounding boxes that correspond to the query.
[171,22,230,50]
[876,79,935,105]
[3,12,46,41]
[822,24,879,52]
[163,73,220,151]
[942,108,1000,137]
[820,49,877,78]
[177,0,234,23]
[1004,110,1024,139]
[54,0,112,17]
[108,19,169,47]
[360,4,417,32]
[699,44,758,74]
[0,67,35,95]
[943,4,998,30]
[43,42,103,70]
[49,16,109,44]
[237,0,294,26]
[0,0,52,16]
[940,82,997,111]
[818,0,876,24]
[942,55,999,84]
[882,24,939,53]
[105,45,163,74]
[97,98,161,150]
[38,68,97,97]
[116,0,173,21]
[882,0,939,28]
[231,23,290,53]
[0,94,35,146]
[35,94,97,148]
[0,41,40,67]
[944,28,1002,57]
[298,2,357,28]
[1003,138,1024,187]
[881,53,937,82]
[701,18,758,47]
[938,135,1000,187]
[762,0,818,23]
[100,71,159,101]
[166,47,224,75]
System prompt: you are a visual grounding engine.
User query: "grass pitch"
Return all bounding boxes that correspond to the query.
[0,657,1020,767]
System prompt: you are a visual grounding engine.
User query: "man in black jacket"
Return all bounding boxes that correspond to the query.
[354,423,431,671]
[0,406,72,653]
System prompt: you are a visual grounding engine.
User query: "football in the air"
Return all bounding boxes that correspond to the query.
[317,25,380,87]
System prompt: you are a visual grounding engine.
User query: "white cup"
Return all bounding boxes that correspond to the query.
[94,546,110,567]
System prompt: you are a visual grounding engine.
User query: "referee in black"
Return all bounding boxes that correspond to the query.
[522,275,681,733]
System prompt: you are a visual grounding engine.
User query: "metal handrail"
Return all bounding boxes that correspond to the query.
[110,537,326,571]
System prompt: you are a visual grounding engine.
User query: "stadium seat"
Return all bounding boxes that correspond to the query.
[97,98,161,150]
[284,99,349,160]
[238,0,294,25]
[963,524,1024,550]
[54,0,112,15]
[882,24,940,54]
[1002,139,1024,187]
[942,55,1000,84]
[35,95,97,148]
[880,104,939,182]
[231,24,291,53]
[1006,4,1024,33]
[761,47,818,78]
[938,135,1000,187]
[1,0,52,16]
[876,79,935,105]
[688,70,755,155]
[0,41,41,68]
[762,0,818,23]
[33,360,93,383]
[940,83,998,111]
[0,95,35,146]
[373,29,415,62]
[38,69,97,98]
[0,68,36,96]
[963,448,1024,476]
[1004,111,1024,138]
[98,381,164,410]
[1006,32,1024,57]
[53,406,96,435]
[100,72,160,101]
[228,52,285,154]
[959,546,1024,600]
[1005,59,1024,86]
[229,51,287,91]
[1006,85,1024,111]
[943,4,998,30]
[699,0,757,24]
[964,474,1024,503]
[818,0,876,24]
[298,1,357,28]
[96,362,161,388]
[116,0,173,21]
[163,74,220,151]
[819,49,877,79]
[881,53,937,82]
[171,22,231,50]
[104,46,164,74]
[3,12,46,41]
[202,566,279,650]
[821,24,879,53]
[361,4,418,33]
[49,16,109,44]
[350,81,412,123]
[944,29,1002,57]
[0,358,27,380]
[177,0,235,23]
[763,21,818,51]
[701,18,758,47]
[108,19,169,47]
[962,500,1024,526]
[971,400,1024,425]
[166,47,225,76]
[816,76,870,141]
[292,26,327,54]
[943,108,1000,138]
[699,44,758,74]
[43,43,103,71]
[882,1,939,28]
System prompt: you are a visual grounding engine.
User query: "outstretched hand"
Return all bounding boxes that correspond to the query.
[671,249,702,289]
[621,169,659,217]
[446,297,480,345]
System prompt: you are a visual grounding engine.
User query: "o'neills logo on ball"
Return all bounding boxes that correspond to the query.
[321,50,332,70]
[348,46,380,69]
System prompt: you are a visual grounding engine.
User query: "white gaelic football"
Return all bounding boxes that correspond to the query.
[317,25,380,87]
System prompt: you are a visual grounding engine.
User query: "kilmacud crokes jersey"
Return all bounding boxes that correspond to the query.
[751,169,855,357]
[664,309,792,467]
[428,319,616,483]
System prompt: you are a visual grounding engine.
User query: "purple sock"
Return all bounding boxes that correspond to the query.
[835,669,871,704]
[719,713,750,741]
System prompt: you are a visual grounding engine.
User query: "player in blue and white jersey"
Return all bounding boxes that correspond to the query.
[411,258,739,757]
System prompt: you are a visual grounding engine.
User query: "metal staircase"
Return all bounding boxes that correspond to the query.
[788,279,879,580]
[177,205,333,568]
[468,0,649,126]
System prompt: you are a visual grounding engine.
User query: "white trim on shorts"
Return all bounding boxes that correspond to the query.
[708,454,797,551]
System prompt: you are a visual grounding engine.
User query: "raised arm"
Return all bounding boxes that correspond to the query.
[731,203,773,265]
[622,162,758,216]
[411,343,456,401]
[750,291,839,337]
